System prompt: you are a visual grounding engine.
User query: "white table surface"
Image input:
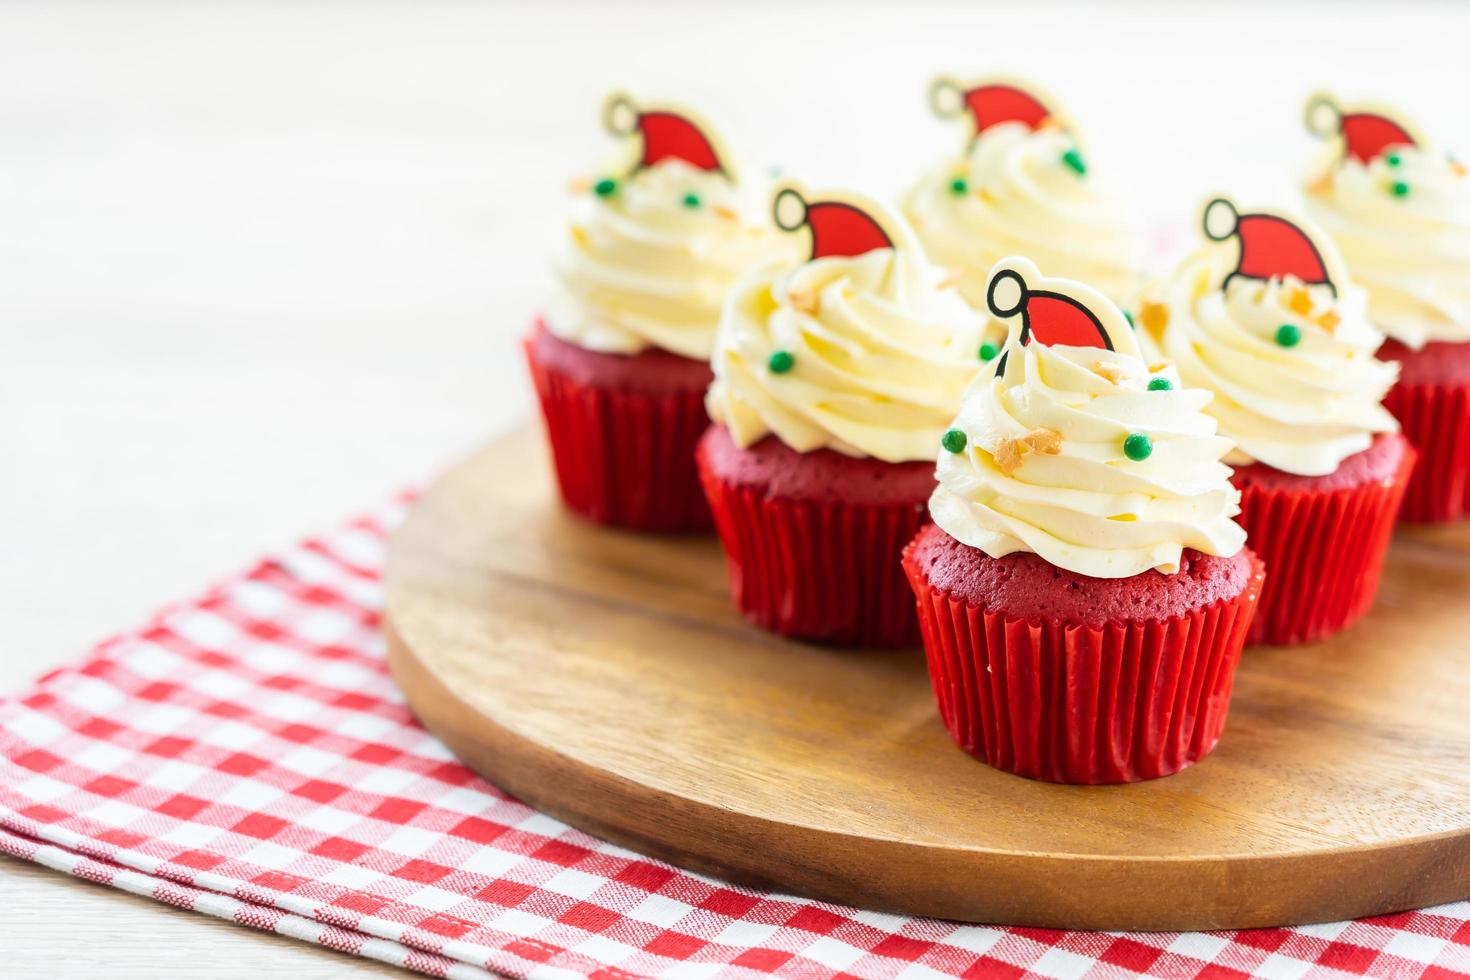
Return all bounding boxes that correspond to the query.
[4,1,1468,975]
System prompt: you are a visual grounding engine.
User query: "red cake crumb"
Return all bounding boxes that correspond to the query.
[1230,432,1409,494]
[697,424,936,507]
[526,320,712,394]
[905,523,1256,630]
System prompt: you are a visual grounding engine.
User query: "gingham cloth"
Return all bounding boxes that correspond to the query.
[3,500,1469,980]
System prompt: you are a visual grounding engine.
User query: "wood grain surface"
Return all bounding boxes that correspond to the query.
[386,428,1470,932]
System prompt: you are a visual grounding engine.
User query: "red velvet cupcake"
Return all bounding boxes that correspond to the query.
[906,529,1263,784]
[525,322,714,532]
[700,187,987,647]
[1302,93,1470,524]
[1146,199,1409,645]
[526,92,788,533]
[698,426,933,647]
[1377,340,1470,522]
[907,258,1259,783]
[1232,433,1413,645]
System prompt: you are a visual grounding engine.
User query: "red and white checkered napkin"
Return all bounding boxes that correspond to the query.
[4,501,1470,980]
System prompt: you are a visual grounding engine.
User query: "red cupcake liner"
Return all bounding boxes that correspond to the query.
[523,337,712,533]
[903,546,1264,784]
[1235,442,1415,646]
[697,458,928,648]
[1383,380,1470,523]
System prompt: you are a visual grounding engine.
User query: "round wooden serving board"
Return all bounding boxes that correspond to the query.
[385,427,1470,932]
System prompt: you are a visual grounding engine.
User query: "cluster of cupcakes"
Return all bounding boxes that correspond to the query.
[524,80,1468,785]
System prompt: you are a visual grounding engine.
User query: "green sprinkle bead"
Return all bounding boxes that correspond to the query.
[593,177,618,198]
[1386,152,1402,167]
[942,428,968,453]
[979,341,999,362]
[768,350,795,374]
[1062,148,1087,175]
[1123,432,1153,461]
[1391,180,1410,198]
[682,192,702,209]
[949,177,969,195]
[1275,323,1302,347]
[1123,310,1135,328]
[1147,377,1173,391]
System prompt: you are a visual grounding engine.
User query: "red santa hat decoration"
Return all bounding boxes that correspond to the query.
[773,186,910,261]
[602,92,733,179]
[928,75,1063,139]
[1304,92,1419,166]
[985,257,1139,375]
[1202,197,1340,296]
[973,259,1156,463]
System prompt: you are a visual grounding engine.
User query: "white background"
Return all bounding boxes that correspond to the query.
[3,1,1468,975]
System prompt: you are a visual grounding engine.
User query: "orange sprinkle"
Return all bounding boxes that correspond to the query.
[993,436,1026,476]
[788,288,820,316]
[1091,360,1127,384]
[1317,309,1341,333]
[1022,427,1062,455]
[1138,301,1170,334]
[1287,286,1314,317]
[994,428,1061,475]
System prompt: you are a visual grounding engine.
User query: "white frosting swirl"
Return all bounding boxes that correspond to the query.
[547,160,789,359]
[930,292,1245,578]
[903,123,1143,313]
[1150,246,1399,476]
[1303,145,1470,348]
[706,243,987,463]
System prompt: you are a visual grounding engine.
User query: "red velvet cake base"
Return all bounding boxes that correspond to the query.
[903,524,1263,784]
[1231,433,1414,646]
[697,425,935,648]
[524,321,713,533]
[1379,339,1470,523]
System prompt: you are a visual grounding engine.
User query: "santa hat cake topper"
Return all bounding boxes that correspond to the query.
[927,75,1070,141]
[772,185,915,262]
[1304,91,1421,166]
[985,256,1139,373]
[602,92,734,180]
[1202,197,1342,296]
